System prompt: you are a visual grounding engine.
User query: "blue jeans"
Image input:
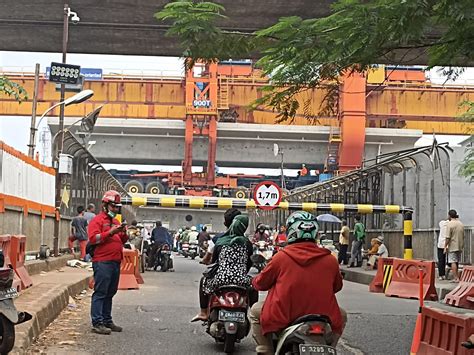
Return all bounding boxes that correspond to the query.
[91,261,121,326]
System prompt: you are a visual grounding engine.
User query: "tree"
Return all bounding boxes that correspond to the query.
[0,75,28,102]
[156,0,474,121]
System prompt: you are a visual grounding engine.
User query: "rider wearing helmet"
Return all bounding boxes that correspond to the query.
[87,190,128,335]
[253,223,271,244]
[249,211,346,354]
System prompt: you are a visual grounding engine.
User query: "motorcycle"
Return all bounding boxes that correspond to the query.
[140,240,150,273]
[273,314,337,355]
[204,285,250,354]
[0,253,32,354]
[188,240,199,260]
[250,241,273,272]
[155,244,173,272]
[199,240,209,259]
[181,243,190,258]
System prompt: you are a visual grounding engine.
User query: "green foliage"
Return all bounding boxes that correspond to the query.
[457,101,474,183]
[156,0,474,121]
[0,75,28,102]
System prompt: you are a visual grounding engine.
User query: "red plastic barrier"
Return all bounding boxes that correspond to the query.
[444,266,474,310]
[118,249,139,290]
[385,258,438,301]
[369,257,394,293]
[135,251,144,285]
[417,306,474,355]
[0,235,22,292]
[10,235,33,290]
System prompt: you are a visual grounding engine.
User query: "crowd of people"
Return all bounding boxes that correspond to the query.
[73,189,466,353]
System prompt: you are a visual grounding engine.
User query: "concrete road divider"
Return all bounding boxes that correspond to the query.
[10,235,33,290]
[385,258,438,301]
[369,257,394,293]
[118,249,139,290]
[444,265,474,310]
[417,306,474,355]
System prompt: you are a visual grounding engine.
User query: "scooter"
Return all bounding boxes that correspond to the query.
[154,244,173,272]
[250,241,273,272]
[204,285,250,354]
[0,253,32,354]
[273,314,337,355]
[188,241,199,260]
[199,240,209,259]
[181,243,190,258]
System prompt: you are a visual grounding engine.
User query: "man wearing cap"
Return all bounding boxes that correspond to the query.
[88,190,128,335]
[445,209,464,283]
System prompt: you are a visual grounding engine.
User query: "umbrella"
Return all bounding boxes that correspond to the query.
[316,214,342,224]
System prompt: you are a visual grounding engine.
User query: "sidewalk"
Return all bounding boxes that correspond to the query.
[11,265,92,354]
[342,266,458,300]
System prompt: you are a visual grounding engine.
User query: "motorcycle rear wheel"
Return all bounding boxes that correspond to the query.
[0,314,15,354]
[223,334,236,354]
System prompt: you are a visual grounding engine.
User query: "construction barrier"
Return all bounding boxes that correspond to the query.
[385,258,438,301]
[0,235,22,292]
[369,257,394,293]
[10,235,33,290]
[417,306,474,355]
[444,266,474,310]
[118,249,139,290]
[135,251,144,284]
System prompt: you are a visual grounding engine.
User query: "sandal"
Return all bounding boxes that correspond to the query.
[190,315,207,323]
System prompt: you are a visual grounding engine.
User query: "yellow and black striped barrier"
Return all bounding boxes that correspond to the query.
[122,196,415,260]
[122,196,413,214]
[383,264,394,292]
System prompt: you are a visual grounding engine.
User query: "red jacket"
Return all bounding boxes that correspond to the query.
[87,211,128,262]
[252,242,343,335]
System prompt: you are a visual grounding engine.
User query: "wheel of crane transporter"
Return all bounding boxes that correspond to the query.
[235,189,247,199]
[145,181,165,195]
[124,180,144,194]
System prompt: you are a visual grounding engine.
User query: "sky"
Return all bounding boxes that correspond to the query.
[0,51,472,174]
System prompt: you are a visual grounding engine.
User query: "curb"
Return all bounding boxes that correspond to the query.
[11,274,92,354]
[25,254,75,276]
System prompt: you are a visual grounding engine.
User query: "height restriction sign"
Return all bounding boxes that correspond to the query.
[253,181,282,210]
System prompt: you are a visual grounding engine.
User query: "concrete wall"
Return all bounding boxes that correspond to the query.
[0,207,72,253]
[134,206,227,233]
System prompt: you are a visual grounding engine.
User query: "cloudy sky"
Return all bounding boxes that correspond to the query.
[0,51,472,174]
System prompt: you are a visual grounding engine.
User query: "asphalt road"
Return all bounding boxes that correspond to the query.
[28,255,419,354]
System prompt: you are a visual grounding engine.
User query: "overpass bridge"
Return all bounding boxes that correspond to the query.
[49,117,422,169]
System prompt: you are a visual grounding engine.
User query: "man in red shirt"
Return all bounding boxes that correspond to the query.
[250,211,346,354]
[88,190,128,335]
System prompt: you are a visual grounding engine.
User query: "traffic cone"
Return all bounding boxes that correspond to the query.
[410,269,424,354]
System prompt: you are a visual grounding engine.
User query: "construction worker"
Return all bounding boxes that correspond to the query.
[87,190,128,335]
[300,164,308,176]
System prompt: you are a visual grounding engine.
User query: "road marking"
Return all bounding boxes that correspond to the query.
[339,337,365,355]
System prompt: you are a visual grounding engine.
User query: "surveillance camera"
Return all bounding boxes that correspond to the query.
[70,12,80,24]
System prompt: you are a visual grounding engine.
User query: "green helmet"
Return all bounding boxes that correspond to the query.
[286,211,319,244]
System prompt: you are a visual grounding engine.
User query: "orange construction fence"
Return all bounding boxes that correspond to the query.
[417,306,473,355]
[385,258,438,301]
[444,266,474,310]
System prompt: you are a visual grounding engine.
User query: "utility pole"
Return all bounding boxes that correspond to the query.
[53,3,70,256]
[28,63,40,158]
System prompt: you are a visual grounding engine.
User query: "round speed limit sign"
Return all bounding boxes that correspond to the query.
[253,181,282,210]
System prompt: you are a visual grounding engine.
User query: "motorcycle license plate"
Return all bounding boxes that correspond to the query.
[299,345,337,355]
[0,288,18,300]
[218,310,245,323]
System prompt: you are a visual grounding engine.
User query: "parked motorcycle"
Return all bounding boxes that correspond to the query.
[188,241,199,260]
[273,314,337,355]
[204,285,250,354]
[0,254,32,354]
[250,241,273,272]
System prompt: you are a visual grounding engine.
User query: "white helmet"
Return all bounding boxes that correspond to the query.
[191,226,197,231]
